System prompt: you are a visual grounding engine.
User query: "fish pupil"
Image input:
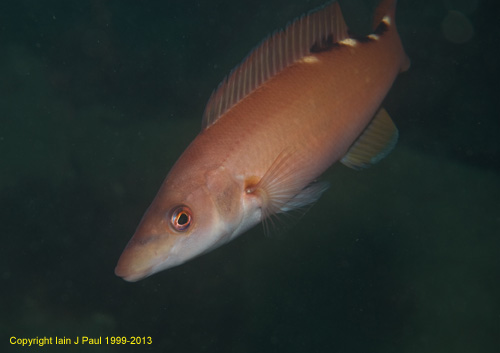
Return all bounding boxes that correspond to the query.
[177,212,189,225]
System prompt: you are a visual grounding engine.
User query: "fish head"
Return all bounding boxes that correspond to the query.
[115,166,253,282]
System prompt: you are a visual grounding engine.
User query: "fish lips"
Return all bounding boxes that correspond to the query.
[114,232,179,282]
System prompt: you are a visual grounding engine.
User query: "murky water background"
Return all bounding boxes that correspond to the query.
[1,0,498,352]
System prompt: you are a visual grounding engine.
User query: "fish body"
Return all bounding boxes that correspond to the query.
[115,0,409,281]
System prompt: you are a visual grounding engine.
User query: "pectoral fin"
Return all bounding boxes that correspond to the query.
[341,107,398,170]
[246,149,329,223]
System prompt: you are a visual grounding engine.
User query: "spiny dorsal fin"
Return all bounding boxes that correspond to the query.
[202,1,348,129]
[341,107,399,170]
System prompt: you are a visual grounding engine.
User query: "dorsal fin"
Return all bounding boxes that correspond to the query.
[373,0,397,30]
[202,1,348,129]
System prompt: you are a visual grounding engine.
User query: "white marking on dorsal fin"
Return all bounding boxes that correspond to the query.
[201,1,348,129]
[300,55,320,64]
[339,38,357,47]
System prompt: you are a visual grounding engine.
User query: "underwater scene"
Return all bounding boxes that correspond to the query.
[1,0,498,352]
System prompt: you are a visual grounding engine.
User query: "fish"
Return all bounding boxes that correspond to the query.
[115,0,410,282]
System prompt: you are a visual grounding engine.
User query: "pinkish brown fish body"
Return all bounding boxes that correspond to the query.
[115,0,409,281]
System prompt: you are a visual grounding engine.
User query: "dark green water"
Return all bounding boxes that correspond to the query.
[1,0,498,352]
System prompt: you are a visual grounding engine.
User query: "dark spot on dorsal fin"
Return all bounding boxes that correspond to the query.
[310,34,341,53]
[347,30,374,43]
[374,19,389,36]
[347,17,389,43]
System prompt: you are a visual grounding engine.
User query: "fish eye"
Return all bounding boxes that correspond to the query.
[170,206,192,232]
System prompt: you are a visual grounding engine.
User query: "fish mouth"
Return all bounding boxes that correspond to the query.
[115,253,185,282]
[114,238,182,282]
[114,260,153,282]
[114,241,160,282]
[115,224,220,281]
[114,232,173,282]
